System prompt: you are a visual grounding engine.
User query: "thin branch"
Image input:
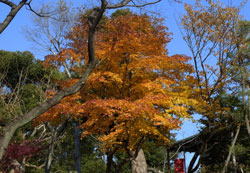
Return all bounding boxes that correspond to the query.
[107,0,131,9]
[128,0,162,7]
[24,162,45,169]
[107,0,162,9]
[170,135,198,160]
[25,0,51,18]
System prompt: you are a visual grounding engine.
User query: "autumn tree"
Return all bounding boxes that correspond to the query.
[0,0,167,165]
[181,0,249,171]
[38,8,202,172]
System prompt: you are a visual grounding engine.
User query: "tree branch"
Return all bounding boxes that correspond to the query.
[0,0,16,8]
[107,0,162,9]
[25,0,52,18]
[128,0,162,7]
[107,0,131,9]
[0,0,27,34]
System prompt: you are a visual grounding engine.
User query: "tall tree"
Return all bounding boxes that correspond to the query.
[181,0,249,171]
[0,0,164,163]
[38,9,202,172]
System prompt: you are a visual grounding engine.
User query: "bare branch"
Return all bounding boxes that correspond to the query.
[26,4,49,17]
[107,0,162,9]
[25,0,53,18]
[107,0,131,9]
[128,0,162,7]
[24,162,45,169]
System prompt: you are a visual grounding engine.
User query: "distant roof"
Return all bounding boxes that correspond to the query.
[169,125,234,153]
[169,133,201,152]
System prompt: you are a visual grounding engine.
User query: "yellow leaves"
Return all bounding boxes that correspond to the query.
[130,79,167,99]
[88,72,123,86]
[57,79,80,89]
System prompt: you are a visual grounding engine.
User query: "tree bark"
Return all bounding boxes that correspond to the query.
[0,0,27,34]
[131,149,148,173]
[44,121,68,173]
[242,68,250,136]
[222,125,240,173]
[73,121,81,173]
[45,131,56,173]
[106,152,113,173]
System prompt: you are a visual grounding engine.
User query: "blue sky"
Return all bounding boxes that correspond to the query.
[1,0,250,168]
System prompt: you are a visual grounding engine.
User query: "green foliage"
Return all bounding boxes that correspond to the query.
[0,50,64,90]
[111,9,132,18]
[81,154,106,173]
[19,84,44,112]
[0,50,36,89]
[44,127,106,172]
[0,50,65,123]
[144,141,166,169]
[197,93,250,172]
[0,96,22,123]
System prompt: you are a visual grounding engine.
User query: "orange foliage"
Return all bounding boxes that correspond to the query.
[38,13,201,151]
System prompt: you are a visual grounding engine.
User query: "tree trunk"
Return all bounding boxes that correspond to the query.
[73,121,81,173]
[106,152,113,173]
[222,125,240,173]
[131,149,147,173]
[45,130,56,173]
[241,63,250,137]
[44,121,67,173]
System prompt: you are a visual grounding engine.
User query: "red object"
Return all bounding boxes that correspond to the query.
[174,158,185,173]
